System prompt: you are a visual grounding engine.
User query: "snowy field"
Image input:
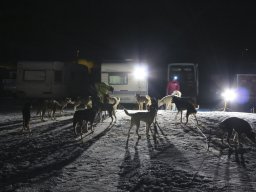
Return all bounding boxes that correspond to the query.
[1,106,256,192]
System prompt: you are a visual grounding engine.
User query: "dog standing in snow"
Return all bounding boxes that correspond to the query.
[124,97,158,139]
[171,95,198,125]
[22,101,32,133]
[158,90,182,110]
[136,94,152,110]
[219,117,256,147]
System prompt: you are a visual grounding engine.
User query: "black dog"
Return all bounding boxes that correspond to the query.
[73,108,99,139]
[171,96,198,125]
[94,96,117,124]
[219,117,256,146]
[22,102,32,132]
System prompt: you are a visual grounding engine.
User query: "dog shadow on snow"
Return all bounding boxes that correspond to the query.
[117,122,215,191]
[1,121,115,190]
[191,122,256,191]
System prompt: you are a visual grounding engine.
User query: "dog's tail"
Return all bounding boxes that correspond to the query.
[188,104,197,114]
[111,98,117,107]
[124,109,132,116]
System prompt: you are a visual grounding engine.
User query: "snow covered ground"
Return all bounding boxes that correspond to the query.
[1,106,256,192]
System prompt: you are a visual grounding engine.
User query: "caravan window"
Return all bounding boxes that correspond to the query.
[23,70,46,81]
[54,70,63,83]
[109,72,128,85]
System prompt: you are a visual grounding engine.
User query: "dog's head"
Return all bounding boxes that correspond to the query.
[109,86,114,93]
[171,95,178,102]
[135,94,140,99]
[148,97,158,112]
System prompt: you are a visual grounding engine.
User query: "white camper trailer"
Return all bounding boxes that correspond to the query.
[101,62,148,103]
[16,61,89,98]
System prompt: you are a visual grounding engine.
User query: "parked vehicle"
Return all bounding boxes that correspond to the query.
[236,74,256,111]
[167,63,199,102]
[101,61,148,103]
[0,66,16,96]
[16,61,89,98]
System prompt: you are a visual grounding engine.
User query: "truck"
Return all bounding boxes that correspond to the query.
[167,63,199,103]
[16,61,89,98]
[101,61,148,103]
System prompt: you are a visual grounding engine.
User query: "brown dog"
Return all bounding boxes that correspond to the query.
[136,94,151,110]
[124,98,158,139]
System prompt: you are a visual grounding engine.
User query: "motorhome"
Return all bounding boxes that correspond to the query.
[16,61,89,98]
[101,61,148,103]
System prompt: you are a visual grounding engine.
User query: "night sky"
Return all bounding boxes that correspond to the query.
[1,1,256,102]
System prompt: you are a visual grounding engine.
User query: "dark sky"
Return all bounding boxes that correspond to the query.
[1,1,256,74]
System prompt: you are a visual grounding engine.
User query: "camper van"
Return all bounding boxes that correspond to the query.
[101,61,148,103]
[16,61,89,98]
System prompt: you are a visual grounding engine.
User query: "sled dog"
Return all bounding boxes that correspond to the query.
[73,108,99,139]
[171,96,198,125]
[158,90,182,110]
[107,96,121,110]
[124,99,158,138]
[219,117,256,146]
[22,102,32,132]
[95,97,117,124]
[136,94,151,110]
[48,98,72,119]
[158,95,173,110]
[34,99,51,121]
[72,96,92,111]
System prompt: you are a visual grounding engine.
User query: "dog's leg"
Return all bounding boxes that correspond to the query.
[233,131,238,143]
[175,111,179,122]
[180,111,183,123]
[110,115,113,124]
[84,121,88,133]
[42,108,46,121]
[21,120,25,133]
[113,110,117,123]
[227,130,233,147]
[80,121,84,140]
[136,122,141,139]
[127,125,133,139]
[90,120,94,132]
[185,112,189,125]
[237,133,242,147]
[193,114,198,125]
[146,123,150,138]
[27,120,31,132]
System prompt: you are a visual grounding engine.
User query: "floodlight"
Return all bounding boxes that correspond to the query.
[133,65,148,80]
[221,89,237,102]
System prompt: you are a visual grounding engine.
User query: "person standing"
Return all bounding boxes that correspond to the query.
[166,76,180,95]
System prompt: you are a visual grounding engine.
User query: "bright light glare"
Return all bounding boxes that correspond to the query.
[221,89,237,102]
[133,65,148,80]
[173,76,178,80]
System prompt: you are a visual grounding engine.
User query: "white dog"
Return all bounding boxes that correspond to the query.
[108,96,121,110]
[158,90,182,110]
